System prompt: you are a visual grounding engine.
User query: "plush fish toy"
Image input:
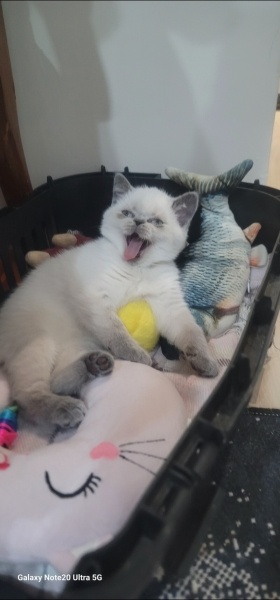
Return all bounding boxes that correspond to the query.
[165,159,267,338]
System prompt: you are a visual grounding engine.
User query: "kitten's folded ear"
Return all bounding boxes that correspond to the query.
[172,192,199,227]
[112,173,133,204]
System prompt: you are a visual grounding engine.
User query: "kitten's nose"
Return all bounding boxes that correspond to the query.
[134,219,144,226]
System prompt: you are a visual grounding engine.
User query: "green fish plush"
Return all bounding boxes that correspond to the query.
[166,159,267,339]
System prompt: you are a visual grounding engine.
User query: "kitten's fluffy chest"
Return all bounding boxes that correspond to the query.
[98,257,172,307]
[104,263,166,306]
[75,239,175,307]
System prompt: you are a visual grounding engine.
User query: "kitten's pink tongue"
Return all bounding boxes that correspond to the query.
[124,238,144,261]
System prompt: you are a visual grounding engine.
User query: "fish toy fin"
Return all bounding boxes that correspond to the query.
[242,224,268,266]
[165,159,253,195]
[250,244,268,268]
[243,222,261,244]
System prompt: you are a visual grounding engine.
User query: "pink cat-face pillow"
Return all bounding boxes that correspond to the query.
[0,361,188,575]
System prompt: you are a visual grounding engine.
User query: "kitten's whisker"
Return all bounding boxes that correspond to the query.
[119,438,165,448]
[120,449,166,461]
[120,455,157,475]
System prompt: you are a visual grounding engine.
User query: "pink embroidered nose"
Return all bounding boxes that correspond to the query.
[90,442,119,460]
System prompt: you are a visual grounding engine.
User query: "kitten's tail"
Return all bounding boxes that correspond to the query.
[165,159,253,196]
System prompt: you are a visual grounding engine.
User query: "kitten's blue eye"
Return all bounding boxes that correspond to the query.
[147,218,164,226]
[121,210,134,218]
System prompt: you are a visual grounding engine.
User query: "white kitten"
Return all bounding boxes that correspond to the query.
[0,174,218,429]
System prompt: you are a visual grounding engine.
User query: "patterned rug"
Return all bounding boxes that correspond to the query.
[142,409,280,600]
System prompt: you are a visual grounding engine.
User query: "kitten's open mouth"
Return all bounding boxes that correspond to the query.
[124,234,151,261]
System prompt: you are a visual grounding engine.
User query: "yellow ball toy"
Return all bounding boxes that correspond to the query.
[117,300,159,352]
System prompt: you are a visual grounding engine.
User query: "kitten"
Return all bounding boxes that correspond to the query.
[0,174,218,429]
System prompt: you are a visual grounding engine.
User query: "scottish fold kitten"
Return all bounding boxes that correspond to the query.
[0,174,218,429]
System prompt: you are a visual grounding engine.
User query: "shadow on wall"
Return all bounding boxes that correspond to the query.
[164,0,280,180]
[5,1,279,183]
[195,0,280,181]
[161,0,241,175]
[88,0,242,177]
[167,1,227,173]
[7,0,119,184]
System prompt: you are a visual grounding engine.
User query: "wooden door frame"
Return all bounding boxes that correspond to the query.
[0,1,32,206]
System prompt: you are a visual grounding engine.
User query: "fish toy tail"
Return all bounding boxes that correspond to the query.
[165,159,253,195]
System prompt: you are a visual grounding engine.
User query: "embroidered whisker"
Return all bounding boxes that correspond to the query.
[119,438,165,447]
[119,454,157,475]
[120,449,166,461]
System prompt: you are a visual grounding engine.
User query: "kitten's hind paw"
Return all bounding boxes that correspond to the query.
[85,351,114,377]
[51,397,87,429]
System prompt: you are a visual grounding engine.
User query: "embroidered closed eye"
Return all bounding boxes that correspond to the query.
[45,471,101,499]
[121,209,134,218]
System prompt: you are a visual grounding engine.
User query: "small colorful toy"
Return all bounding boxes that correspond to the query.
[117,300,159,352]
[0,405,18,448]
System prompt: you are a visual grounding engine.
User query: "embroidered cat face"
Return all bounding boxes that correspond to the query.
[44,438,166,499]
[101,173,198,265]
[0,437,166,506]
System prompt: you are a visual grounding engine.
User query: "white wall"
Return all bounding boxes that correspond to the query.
[3,0,280,188]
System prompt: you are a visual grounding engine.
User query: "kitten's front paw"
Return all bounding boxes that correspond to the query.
[193,357,219,378]
[51,397,87,429]
[185,346,219,378]
[124,347,152,366]
[109,340,152,366]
